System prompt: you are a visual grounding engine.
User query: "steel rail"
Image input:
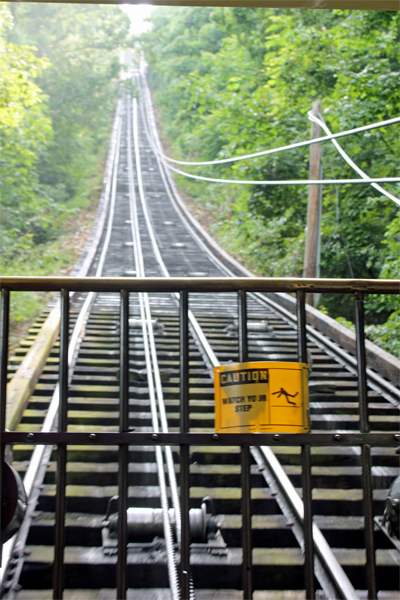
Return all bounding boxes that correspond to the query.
[132,95,198,600]
[252,446,360,600]
[132,121,182,545]
[136,78,220,371]
[136,76,361,600]
[134,83,222,597]
[127,96,181,600]
[0,103,124,594]
[134,85,231,595]
[159,304,359,600]
[255,293,400,405]
[3,96,126,440]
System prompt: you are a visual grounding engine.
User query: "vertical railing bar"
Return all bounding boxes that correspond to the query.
[355,293,369,434]
[297,290,314,599]
[361,444,376,599]
[180,290,190,599]
[53,288,69,599]
[180,291,190,433]
[238,289,248,365]
[296,290,307,364]
[355,292,377,600]
[301,444,314,599]
[0,288,10,564]
[238,290,252,599]
[0,289,9,430]
[117,290,129,599]
[241,445,252,600]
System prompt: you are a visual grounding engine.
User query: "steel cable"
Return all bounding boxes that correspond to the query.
[150,117,400,168]
[127,98,181,600]
[165,164,400,187]
[137,63,399,193]
[132,97,182,544]
[133,85,202,600]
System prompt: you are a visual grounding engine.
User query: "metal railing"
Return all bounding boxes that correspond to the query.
[1,276,399,600]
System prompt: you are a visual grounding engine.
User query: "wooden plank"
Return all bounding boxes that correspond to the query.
[6,303,60,431]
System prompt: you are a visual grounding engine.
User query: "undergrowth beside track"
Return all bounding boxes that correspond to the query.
[152,98,400,359]
[142,6,400,358]
[3,162,103,353]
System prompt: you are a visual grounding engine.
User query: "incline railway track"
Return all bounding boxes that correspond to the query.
[0,70,399,600]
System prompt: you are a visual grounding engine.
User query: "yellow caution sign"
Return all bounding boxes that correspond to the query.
[214,362,309,434]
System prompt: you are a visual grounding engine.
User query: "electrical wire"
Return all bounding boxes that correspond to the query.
[166,163,400,186]
[140,72,399,196]
[154,117,400,167]
[308,111,400,206]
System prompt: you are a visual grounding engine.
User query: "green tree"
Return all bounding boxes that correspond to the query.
[0,5,63,263]
[143,7,399,352]
[8,3,131,204]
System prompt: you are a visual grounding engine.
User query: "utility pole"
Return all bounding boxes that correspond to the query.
[303,100,323,306]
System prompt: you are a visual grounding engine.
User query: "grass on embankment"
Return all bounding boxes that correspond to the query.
[2,161,104,354]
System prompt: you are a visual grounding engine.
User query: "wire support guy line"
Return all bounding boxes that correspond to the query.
[153,116,400,166]
[307,111,400,206]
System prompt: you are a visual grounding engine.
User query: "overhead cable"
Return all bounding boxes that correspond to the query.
[308,111,400,206]
[128,98,180,600]
[139,69,399,197]
[155,116,400,166]
[167,163,400,187]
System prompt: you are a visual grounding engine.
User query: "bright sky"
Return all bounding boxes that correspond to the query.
[120,4,154,36]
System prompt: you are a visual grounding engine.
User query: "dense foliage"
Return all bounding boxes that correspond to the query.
[1,3,130,329]
[0,5,54,262]
[1,3,130,267]
[142,7,399,355]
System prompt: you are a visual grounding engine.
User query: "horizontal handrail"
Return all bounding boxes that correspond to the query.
[1,431,399,445]
[1,276,399,294]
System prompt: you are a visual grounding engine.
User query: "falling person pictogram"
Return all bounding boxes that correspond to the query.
[272,388,299,406]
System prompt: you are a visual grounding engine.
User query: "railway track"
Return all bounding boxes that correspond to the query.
[0,71,399,600]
